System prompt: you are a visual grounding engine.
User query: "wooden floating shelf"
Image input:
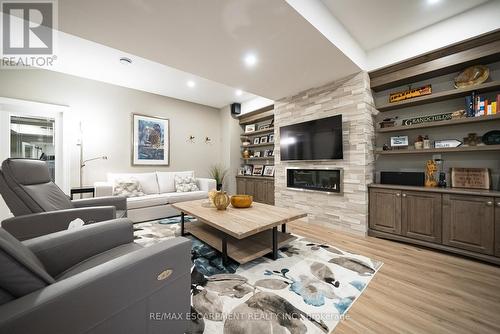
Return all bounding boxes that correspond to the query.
[376,144,500,155]
[240,127,274,137]
[376,81,500,112]
[236,175,274,180]
[241,142,275,149]
[241,157,275,161]
[377,113,500,133]
[369,36,500,92]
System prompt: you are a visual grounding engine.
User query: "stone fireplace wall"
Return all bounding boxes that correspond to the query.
[274,72,377,235]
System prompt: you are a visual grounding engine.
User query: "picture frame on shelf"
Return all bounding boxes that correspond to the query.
[254,151,261,158]
[260,136,268,144]
[253,137,260,145]
[243,165,253,176]
[268,134,274,143]
[252,165,264,176]
[237,167,245,176]
[264,149,270,157]
[263,165,275,177]
[245,124,256,133]
[267,149,274,157]
[258,124,270,130]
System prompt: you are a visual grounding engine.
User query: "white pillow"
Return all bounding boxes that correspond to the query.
[157,171,194,193]
[113,178,145,198]
[107,173,159,194]
[174,175,199,193]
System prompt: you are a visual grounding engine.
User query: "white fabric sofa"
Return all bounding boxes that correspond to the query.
[94,171,216,223]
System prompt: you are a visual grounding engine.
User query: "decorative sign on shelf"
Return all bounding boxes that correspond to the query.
[434,139,462,148]
[401,112,453,126]
[451,168,490,190]
[390,136,409,147]
[389,84,432,103]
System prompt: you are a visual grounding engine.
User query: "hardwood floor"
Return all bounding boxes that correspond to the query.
[288,221,500,334]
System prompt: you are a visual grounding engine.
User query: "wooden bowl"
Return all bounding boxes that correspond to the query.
[231,195,253,208]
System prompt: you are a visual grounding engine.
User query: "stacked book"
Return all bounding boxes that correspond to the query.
[466,93,499,117]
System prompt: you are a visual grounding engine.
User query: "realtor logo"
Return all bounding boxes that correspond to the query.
[2,1,53,54]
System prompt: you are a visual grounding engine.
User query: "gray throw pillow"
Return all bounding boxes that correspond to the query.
[0,228,54,298]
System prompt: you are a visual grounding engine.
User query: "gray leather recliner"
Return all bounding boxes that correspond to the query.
[0,219,191,334]
[0,158,127,240]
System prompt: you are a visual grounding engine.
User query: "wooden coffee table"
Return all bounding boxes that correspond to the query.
[172,199,307,264]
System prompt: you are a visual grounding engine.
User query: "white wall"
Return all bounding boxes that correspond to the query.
[0,69,223,220]
[240,97,274,116]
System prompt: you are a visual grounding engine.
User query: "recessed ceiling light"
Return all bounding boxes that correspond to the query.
[119,57,132,65]
[235,89,243,96]
[187,80,196,88]
[427,0,440,4]
[243,53,258,67]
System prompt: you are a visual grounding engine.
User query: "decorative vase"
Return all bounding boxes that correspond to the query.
[208,190,218,205]
[213,191,230,210]
[231,195,253,208]
[242,149,250,159]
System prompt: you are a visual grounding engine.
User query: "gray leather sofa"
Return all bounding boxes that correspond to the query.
[0,219,191,334]
[0,158,127,240]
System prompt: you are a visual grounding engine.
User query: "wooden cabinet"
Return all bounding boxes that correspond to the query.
[443,194,494,255]
[496,198,500,257]
[369,185,500,264]
[402,191,442,243]
[236,176,274,205]
[369,188,401,234]
[236,178,246,194]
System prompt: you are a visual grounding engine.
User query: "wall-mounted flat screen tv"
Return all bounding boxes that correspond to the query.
[280,115,343,161]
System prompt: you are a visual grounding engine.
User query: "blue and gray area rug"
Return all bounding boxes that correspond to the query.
[134,218,382,334]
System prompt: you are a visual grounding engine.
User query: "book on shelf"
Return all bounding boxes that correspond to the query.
[466,93,499,117]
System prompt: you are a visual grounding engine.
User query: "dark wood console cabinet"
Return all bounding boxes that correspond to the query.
[236,176,274,205]
[369,184,500,265]
[496,201,500,257]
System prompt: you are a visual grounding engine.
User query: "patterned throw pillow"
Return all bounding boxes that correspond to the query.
[175,175,199,192]
[113,178,145,197]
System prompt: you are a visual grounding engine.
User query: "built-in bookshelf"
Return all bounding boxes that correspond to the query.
[236,106,275,204]
[368,31,500,264]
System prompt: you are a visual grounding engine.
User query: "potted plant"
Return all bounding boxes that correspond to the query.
[209,164,228,191]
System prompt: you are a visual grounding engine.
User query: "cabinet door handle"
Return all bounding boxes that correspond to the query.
[486,201,493,206]
[497,202,500,207]
[396,193,401,197]
[402,193,407,198]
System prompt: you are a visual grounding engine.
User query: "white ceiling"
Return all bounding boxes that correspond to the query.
[4,0,499,108]
[321,0,490,51]
[56,0,361,101]
[46,30,258,108]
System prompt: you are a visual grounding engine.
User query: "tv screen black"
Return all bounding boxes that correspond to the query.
[280,115,343,161]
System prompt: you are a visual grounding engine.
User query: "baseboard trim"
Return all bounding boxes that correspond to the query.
[368,229,500,266]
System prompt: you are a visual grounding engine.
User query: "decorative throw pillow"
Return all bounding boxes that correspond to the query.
[175,175,199,192]
[113,178,145,197]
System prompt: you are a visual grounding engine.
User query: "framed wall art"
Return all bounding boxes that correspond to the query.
[132,114,169,166]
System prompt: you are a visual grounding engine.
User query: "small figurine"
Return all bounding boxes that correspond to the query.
[415,135,424,150]
[425,160,438,187]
